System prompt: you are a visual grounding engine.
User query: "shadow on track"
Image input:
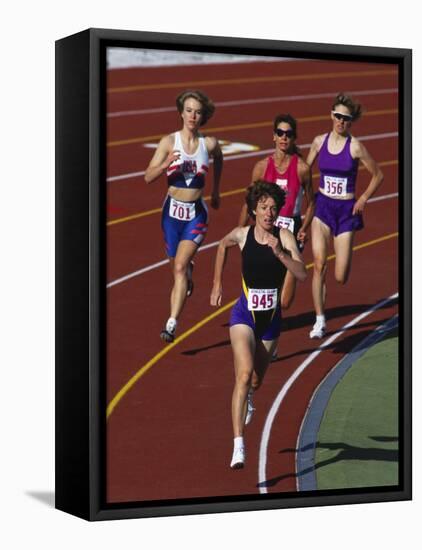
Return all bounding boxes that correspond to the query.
[258,437,398,489]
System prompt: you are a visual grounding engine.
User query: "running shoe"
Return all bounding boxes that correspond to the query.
[309,320,326,339]
[186,261,194,297]
[271,347,278,362]
[160,318,177,343]
[230,446,245,469]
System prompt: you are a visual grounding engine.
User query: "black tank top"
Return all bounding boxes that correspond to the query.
[241,226,287,335]
[242,226,287,290]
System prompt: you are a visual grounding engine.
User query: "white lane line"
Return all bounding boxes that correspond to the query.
[106,131,398,183]
[106,192,398,289]
[106,241,218,288]
[108,88,398,118]
[257,292,399,494]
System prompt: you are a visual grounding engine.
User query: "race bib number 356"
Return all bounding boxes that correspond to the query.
[323,176,348,197]
[247,288,277,311]
[169,198,196,221]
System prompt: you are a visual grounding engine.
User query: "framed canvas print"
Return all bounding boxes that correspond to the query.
[55,28,412,521]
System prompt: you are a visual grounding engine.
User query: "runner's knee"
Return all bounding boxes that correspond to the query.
[173,260,188,278]
[313,258,327,276]
[236,369,252,388]
[335,271,349,285]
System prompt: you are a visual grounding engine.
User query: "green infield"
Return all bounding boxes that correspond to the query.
[316,328,399,490]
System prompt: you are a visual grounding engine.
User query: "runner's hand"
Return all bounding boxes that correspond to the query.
[297,227,307,245]
[165,150,181,169]
[210,192,220,210]
[210,284,223,306]
[265,234,282,257]
[353,195,367,215]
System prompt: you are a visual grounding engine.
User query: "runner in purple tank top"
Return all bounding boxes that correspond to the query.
[306,93,384,339]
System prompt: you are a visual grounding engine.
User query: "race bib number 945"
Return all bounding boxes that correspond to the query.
[169,198,196,221]
[323,176,348,197]
[247,288,277,311]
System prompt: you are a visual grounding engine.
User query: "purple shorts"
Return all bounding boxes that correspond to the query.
[314,192,363,236]
[229,293,282,341]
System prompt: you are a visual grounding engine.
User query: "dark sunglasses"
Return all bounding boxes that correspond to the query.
[332,111,353,122]
[275,128,295,138]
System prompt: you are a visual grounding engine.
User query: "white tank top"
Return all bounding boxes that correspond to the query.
[166,132,209,189]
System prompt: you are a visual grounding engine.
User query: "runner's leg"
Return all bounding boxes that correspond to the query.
[333,231,355,285]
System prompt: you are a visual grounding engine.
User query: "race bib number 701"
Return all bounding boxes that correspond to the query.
[247,288,277,311]
[169,198,196,221]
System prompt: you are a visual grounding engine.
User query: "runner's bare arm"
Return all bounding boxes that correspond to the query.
[297,158,315,243]
[207,136,223,209]
[210,227,247,306]
[238,159,266,226]
[306,134,324,168]
[351,139,384,214]
[144,135,179,184]
[276,229,307,282]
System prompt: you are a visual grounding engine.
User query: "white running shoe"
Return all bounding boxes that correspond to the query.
[271,347,278,362]
[245,391,255,426]
[230,446,245,469]
[309,320,326,339]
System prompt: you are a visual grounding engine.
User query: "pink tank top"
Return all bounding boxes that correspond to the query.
[263,155,303,217]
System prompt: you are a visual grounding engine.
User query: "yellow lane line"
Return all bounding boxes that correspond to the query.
[106,301,234,419]
[108,69,397,94]
[107,109,398,147]
[106,159,398,227]
[106,231,398,419]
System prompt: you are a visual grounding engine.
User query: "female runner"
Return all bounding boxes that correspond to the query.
[239,114,314,310]
[307,93,383,339]
[145,90,223,343]
[211,181,307,469]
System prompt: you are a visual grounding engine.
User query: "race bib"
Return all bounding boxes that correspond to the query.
[274,215,295,233]
[323,176,348,197]
[169,198,196,221]
[247,288,277,311]
[275,178,288,191]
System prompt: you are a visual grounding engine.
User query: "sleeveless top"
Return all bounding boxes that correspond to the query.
[241,226,287,333]
[318,133,359,197]
[263,154,303,217]
[166,131,209,190]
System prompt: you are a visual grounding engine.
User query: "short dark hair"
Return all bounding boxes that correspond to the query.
[332,93,362,121]
[175,90,215,126]
[246,180,285,220]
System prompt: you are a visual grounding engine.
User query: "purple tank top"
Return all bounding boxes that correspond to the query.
[318,133,359,197]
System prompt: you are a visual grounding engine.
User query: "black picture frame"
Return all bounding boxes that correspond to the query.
[55,27,412,521]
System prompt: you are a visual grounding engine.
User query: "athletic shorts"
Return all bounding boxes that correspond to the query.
[314,192,363,236]
[161,195,208,258]
[229,293,282,341]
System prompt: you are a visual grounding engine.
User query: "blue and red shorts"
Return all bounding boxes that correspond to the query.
[161,195,208,258]
[314,192,363,237]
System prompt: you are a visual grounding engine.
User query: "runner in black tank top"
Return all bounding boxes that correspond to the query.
[240,226,287,338]
[210,181,307,469]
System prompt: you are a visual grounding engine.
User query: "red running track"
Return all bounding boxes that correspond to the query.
[105,57,399,503]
